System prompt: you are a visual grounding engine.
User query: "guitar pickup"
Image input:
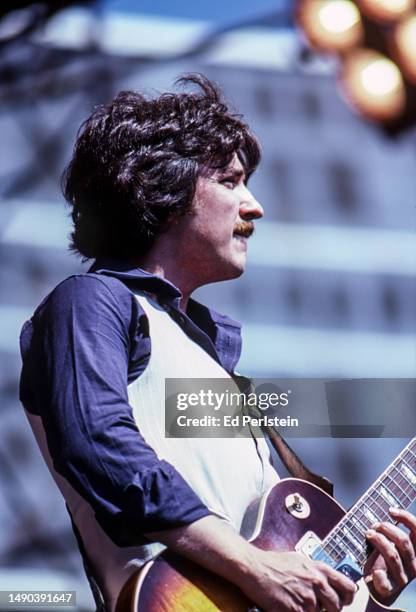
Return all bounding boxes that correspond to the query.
[297,533,363,583]
[295,530,322,558]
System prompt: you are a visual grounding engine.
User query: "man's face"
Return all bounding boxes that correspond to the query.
[174,154,264,285]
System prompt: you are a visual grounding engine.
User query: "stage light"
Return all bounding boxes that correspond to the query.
[359,0,415,23]
[392,13,416,83]
[297,0,364,52]
[340,49,406,120]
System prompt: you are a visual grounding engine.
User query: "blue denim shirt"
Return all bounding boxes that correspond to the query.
[19,259,242,545]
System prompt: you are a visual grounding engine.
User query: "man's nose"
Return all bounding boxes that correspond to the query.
[240,187,264,220]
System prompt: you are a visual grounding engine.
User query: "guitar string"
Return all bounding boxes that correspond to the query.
[320,440,416,566]
[324,462,414,553]
[385,471,413,504]
[322,479,413,565]
[322,474,415,566]
[320,442,416,563]
[386,465,414,497]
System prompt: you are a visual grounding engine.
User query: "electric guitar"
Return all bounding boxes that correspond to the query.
[117,438,416,611]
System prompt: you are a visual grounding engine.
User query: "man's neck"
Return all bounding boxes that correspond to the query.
[145,264,190,311]
[134,251,196,312]
[134,227,221,312]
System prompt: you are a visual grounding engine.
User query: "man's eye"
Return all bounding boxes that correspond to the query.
[220,178,236,189]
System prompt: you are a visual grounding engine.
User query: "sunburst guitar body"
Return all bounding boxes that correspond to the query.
[117,439,416,612]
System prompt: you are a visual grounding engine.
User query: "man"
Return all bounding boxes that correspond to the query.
[20,74,415,612]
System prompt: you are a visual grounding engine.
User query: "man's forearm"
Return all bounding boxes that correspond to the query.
[146,515,357,612]
[146,515,254,590]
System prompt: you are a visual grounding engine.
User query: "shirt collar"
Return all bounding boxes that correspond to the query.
[89,258,242,373]
[186,298,242,374]
[89,258,182,302]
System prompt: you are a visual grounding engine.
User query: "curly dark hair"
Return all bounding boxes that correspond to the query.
[62,73,261,260]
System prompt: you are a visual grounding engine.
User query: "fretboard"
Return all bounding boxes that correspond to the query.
[320,438,416,570]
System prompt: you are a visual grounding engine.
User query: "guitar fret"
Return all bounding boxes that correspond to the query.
[349,515,367,539]
[384,472,412,505]
[341,526,362,554]
[323,532,350,561]
[324,538,344,556]
[378,485,399,508]
[349,513,369,534]
[382,479,408,505]
[390,464,414,497]
[364,495,388,521]
[328,519,365,557]
[363,504,384,524]
[344,518,366,546]
[404,447,416,461]
[400,451,416,477]
[323,514,375,570]
[322,542,344,564]
[355,507,373,529]
[400,460,416,488]
[390,463,415,498]
[336,535,362,562]
[324,528,366,568]
[401,452,416,468]
[335,526,363,558]
[341,534,366,565]
[403,451,416,462]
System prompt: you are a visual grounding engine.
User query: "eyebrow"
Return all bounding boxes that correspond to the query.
[217,168,246,182]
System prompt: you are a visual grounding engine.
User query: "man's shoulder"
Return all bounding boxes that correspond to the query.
[21,273,141,347]
[35,272,136,315]
[19,272,151,375]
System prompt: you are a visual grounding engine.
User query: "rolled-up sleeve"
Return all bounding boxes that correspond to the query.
[19,275,210,546]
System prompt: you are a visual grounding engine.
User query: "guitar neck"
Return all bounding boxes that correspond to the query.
[320,438,416,571]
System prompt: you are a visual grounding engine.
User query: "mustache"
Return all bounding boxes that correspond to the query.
[233,221,254,238]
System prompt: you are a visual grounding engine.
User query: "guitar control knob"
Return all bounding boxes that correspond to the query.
[285,493,311,519]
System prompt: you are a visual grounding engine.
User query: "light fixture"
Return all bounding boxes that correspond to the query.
[391,13,416,83]
[297,0,416,133]
[339,48,406,120]
[297,0,364,52]
[359,0,414,23]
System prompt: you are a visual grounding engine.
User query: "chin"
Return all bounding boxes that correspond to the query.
[232,265,245,278]
[210,267,244,285]
[221,258,246,280]
[207,252,247,283]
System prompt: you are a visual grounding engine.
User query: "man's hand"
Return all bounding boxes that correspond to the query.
[365,507,416,602]
[240,548,356,612]
[148,515,357,612]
